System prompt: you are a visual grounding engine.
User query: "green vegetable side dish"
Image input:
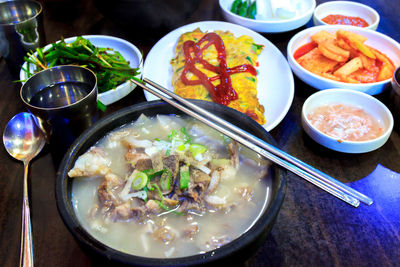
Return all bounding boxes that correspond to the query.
[230,0,257,19]
[22,36,141,94]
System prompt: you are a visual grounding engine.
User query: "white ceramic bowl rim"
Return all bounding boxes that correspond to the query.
[313,1,379,29]
[220,0,316,24]
[287,25,400,88]
[302,89,394,145]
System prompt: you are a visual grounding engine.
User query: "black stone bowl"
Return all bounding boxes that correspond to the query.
[55,100,286,266]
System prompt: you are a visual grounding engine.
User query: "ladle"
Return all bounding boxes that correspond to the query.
[3,112,46,267]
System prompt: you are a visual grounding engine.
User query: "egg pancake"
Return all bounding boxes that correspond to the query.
[170,28,265,125]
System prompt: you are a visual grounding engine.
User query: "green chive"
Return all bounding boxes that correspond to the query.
[246,76,256,83]
[246,56,253,65]
[251,43,264,53]
[97,100,107,112]
[180,165,190,189]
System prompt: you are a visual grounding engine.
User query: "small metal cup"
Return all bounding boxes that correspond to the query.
[390,67,400,130]
[0,0,45,77]
[20,66,98,153]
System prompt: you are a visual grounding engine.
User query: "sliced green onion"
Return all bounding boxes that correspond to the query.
[142,169,165,179]
[142,169,155,175]
[180,165,190,190]
[174,66,185,73]
[154,184,163,200]
[147,183,164,201]
[26,61,32,77]
[143,187,148,202]
[160,170,172,191]
[155,200,170,211]
[168,127,191,143]
[180,127,191,143]
[154,200,183,215]
[148,169,166,180]
[251,43,263,54]
[97,100,107,112]
[189,143,207,157]
[147,182,154,191]
[178,143,186,151]
[246,76,256,83]
[168,129,178,141]
[132,171,148,190]
[246,56,253,65]
[49,58,58,68]
[36,47,44,61]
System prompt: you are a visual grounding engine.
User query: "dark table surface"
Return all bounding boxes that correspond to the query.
[1,0,400,266]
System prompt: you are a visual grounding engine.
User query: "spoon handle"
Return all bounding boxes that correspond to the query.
[20,162,34,267]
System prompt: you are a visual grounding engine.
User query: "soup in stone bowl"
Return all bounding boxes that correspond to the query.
[56,100,286,266]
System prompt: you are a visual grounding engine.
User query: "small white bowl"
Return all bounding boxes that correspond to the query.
[287,25,400,95]
[313,1,379,30]
[219,0,316,33]
[20,35,143,106]
[301,89,393,153]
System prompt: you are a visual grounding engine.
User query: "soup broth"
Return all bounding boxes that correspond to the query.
[70,114,271,258]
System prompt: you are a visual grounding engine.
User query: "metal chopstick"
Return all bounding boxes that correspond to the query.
[142,78,373,206]
[130,78,363,207]
[131,79,365,207]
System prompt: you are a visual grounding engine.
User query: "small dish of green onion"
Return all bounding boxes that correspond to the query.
[19,35,143,106]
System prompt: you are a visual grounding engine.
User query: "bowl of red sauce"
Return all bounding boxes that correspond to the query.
[287,25,400,95]
[301,89,393,153]
[313,1,379,30]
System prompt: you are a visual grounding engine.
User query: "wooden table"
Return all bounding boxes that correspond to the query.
[1,0,399,266]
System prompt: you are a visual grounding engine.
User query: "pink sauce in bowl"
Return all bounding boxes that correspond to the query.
[307,104,384,142]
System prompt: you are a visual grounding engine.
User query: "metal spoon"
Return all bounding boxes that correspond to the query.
[3,112,46,267]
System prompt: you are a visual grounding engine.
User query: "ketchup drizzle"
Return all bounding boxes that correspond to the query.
[180,32,257,105]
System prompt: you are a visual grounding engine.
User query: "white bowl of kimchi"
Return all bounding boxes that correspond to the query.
[287,25,400,95]
[302,89,393,153]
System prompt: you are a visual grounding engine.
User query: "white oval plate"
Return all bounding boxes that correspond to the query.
[142,21,294,131]
[20,35,143,106]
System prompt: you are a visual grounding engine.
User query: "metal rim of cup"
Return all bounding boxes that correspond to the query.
[0,0,43,26]
[392,66,400,96]
[20,65,98,111]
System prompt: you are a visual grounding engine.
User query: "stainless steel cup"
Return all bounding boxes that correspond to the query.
[20,66,98,153]
[390,67,400,130]
[0,0,45,76]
